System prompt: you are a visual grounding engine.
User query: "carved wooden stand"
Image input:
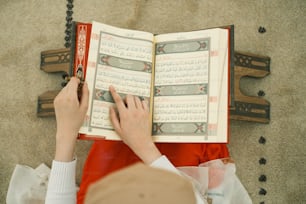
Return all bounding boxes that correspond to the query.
[230,52,270,123]
[37,49,271,123]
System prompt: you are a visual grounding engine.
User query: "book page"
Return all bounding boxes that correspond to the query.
[79,21,154,139]
[153,29,228,142]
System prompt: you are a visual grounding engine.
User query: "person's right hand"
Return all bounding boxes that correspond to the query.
[109,85,161,164]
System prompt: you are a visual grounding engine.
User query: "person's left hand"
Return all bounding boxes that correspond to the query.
[53,77,89,162]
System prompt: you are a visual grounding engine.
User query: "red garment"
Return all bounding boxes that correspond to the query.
[77,140,229,204]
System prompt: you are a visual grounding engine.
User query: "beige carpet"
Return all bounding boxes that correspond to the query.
[1,0,306,203]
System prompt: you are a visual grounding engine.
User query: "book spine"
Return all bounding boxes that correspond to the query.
[73,23,92,77]
[72,22,96,140]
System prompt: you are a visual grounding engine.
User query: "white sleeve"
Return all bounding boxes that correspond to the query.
[150,155,206,204]
[150,155,180,173]
[45,160,77,204]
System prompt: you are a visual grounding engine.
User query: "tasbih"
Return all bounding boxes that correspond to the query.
[65,0,74,48]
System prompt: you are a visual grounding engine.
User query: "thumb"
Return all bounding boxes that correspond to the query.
[80,82,89,112]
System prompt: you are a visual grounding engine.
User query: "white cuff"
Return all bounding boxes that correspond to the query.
[150,155,180,174]
[47,159,77,193]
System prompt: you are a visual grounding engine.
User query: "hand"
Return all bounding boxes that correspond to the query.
[53,77,89,162]
[109,86,161,164]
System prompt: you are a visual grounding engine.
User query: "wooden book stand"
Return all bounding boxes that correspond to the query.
[37,49,270,123]
[230,52,270,123]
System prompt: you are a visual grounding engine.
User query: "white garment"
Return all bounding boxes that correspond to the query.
[6,163,50,204]
[44,156,206,204]
[151,156,207,204]
[178,159,253,204]
[7,156,251,204]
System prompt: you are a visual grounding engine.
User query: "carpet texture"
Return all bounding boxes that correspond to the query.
[0,0,305,203]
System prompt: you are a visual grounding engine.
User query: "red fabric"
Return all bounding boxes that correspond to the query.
[77,140,229,204]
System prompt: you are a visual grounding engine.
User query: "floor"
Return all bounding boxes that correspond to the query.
[0,0,305,203]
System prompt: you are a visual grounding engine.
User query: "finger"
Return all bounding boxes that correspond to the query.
[67,77,80,92]
[126,95,136,109]
[109,106,122,135]
[142,99,149,112]
[123,95,128,107]
[55,77,79,103]
[66,77,80,99]
[80,82,89,111]
[109,86,126,112]
[134,96,143,109]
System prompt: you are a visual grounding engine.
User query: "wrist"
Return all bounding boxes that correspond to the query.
[56,124,79,138]
[55,132,77,162]
[55,142,75,162]
[133,142,162,164]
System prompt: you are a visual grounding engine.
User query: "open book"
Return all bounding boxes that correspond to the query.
[71,21,233,143]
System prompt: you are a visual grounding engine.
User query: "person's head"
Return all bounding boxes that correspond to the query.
[85,163,196,204]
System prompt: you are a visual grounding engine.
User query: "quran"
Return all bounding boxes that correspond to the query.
[71,21,233,143]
